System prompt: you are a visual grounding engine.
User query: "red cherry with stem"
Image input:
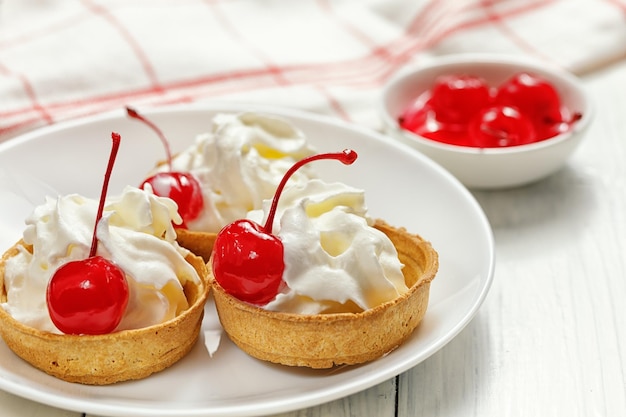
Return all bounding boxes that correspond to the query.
[126,107,203,229]
[468,105,537,148]
[212,149,358,305]
[430,74,492,125]
[46,133,129,335]
[212,219,285,306]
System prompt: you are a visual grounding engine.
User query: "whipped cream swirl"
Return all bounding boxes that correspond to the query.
[151,112,317,233]
[248,179,408,314]
[2,186,200,334]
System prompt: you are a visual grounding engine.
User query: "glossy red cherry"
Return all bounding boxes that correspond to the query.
[398,92,433,133]
[468,105,536,148]
[430,74,492,125]
[212,149,358,305]
[495,72,563,127]
[212,219,285,305]
[399,98,473,147]
[144,172,203,228]
[398,71,582,147]
[46,133,129,335]
[47,256,129,334]
[126,107,204,228]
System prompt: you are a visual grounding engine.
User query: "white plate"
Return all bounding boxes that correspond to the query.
[0,104,494,417]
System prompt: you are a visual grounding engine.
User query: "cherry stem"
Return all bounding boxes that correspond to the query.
[89,132,121,258]
[262,149,357,233]
[126,106,173,170]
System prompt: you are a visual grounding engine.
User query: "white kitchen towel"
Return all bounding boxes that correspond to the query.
[0,0,624,142]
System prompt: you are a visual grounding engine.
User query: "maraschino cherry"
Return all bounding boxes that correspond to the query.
[399,74,493,147]
[212,149,358,306]
[399,71,583,148]
[495,72,562,127]
[429,74,492,125]
[126,107,203,229]
[468,105,537,148]
[46,133,129,335]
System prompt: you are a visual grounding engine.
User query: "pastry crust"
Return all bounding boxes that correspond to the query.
[176,228,217,263]
[0,242,210,385]
[210,219,438,368]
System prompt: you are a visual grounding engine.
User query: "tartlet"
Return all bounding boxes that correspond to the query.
[209,219,438,369]
[176,229,217,263]
[0,241,210,385]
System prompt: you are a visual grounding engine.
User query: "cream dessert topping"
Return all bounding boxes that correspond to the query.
[1,186,200,334]
[148,112,317,233]
[247,179,408,315]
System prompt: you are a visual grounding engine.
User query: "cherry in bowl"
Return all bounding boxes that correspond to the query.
[380,55,592,189]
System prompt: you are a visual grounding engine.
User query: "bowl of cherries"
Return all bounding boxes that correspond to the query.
[380,54,592,189]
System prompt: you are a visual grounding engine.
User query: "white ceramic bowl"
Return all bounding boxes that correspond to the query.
[380,54,592,189]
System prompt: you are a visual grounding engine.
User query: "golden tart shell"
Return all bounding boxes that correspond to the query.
[210,219,439,369]
[175,228,217,263]
[0,241,210,385]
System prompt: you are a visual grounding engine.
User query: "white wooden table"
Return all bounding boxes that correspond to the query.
[1,59,625,417]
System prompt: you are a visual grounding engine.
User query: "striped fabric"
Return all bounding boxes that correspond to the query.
[0,0,624,142]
